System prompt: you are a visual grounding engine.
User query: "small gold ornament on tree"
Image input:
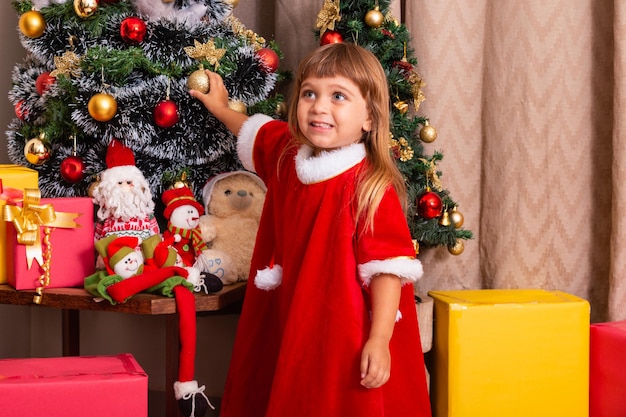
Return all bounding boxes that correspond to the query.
[448,238,465,255]
[419,120,438,143]
[74,0,99,18]
[19,10,46,39]
[50,51,83,78]
[228,100,248,115]
[88,92,117,122]
[439,210,451,226]
[449,206,464,228]
[393,100,409,115]
[24,133,52,166]
[365,5,384,28]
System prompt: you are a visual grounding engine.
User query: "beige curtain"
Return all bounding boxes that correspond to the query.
[238,0,623,322]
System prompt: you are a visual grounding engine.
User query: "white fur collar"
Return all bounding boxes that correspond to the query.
[295,143,366,184]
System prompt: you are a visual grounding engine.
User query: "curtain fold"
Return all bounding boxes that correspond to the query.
[238,0,623,321]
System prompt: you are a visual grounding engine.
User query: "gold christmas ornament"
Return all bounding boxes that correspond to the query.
[228,100,248,114]
[448,239,465,255]
[439,210,451,226]
[393,100,409,115]
[19,10,46,39]
[187,65,210,93]
[365,6,384,28]
[450,206,465,228]
[316,0,341,35]
[419,121,438,143]
[88,92,117,122]
[224,0,240,7]
[51,51,83,78]
[24,133,51,166]
[276,101,287,118]
[74,0,99,18]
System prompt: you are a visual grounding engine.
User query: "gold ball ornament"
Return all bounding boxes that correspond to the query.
[419,121,438,143]
[187,69,210,94]
[224,0,240,7]
[74,0,99,18]
[24,134,51,166]
[449,207,465,228]
[228,100,248,115]
[88,93,117,122]
[365,6,384,28]
[19,10,46,39]
[276,101,287,118]
[448,239,465,256]
[87,179,100,198]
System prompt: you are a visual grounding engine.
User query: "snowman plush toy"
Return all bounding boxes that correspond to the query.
[161,186,223,293]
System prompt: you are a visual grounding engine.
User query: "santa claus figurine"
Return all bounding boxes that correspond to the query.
[161,187,224,291]
[92,139,160,241]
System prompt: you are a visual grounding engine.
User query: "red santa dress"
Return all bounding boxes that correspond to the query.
[220,115,431,417]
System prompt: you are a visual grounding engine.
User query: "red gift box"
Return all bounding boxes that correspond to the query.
[589,320,626,417]
[4,196,95,290]
[0,354,147,417]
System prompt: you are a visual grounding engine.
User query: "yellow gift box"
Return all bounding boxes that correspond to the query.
[0,165,39,284]
[428,289,590,417]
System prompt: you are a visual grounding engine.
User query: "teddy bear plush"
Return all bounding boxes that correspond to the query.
[198,171,266,285]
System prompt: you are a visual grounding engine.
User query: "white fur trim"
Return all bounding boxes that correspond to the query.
[184,266,201,287]
[254,264,283,290]
[100,165,146,184]
[174,380,199,400]
[358,257,423,287]
[201,170,267,209]
[295,142,366,184]
[237,114,273,172]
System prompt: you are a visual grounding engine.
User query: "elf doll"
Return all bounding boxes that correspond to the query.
[85,234,213,417]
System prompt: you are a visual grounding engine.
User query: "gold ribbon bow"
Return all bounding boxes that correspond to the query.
[3,188,81,269]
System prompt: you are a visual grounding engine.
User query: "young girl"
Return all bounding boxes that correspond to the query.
[190,42,431,417]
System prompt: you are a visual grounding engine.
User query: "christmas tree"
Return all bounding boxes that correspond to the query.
[314,0,473,254]
[7,0,284,209]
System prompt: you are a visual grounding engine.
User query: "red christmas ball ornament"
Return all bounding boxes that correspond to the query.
[120,16,147,44]
[320,29,343,46]
[153,99,179,128]
[256,48,279,73]
[417,190,443,219]
[60,155,85,183]
[36,72,56,95]
[15,100,28,120]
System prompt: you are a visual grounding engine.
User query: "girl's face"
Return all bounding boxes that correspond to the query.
[296,75,372,153]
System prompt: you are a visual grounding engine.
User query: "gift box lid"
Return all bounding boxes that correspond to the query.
[0,353,146,383]
[428,289,588,309]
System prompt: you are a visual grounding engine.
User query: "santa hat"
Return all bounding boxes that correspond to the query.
[162,186,204,220]
[95,234,140,275]
[201,170,267,210]
[101,138,146,184]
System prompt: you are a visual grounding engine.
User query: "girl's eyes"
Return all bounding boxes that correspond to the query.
[301,90,346,101]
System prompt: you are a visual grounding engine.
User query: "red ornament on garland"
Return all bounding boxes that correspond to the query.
[120,16,147,44]
[256,48,279,73]
[60,155,86,183]
[320,29,343,46]
[15,100,28,120]
[417,190,443,219]
[36,72,56,95]
[153,99,179,128]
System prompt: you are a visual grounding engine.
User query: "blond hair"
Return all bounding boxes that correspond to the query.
[287,42,407,231]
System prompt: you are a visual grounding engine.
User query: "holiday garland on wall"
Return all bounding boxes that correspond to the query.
[8,0,285,203]
[314,0,473,254]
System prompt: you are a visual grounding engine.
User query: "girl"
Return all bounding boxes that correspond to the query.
[190,42,431,417]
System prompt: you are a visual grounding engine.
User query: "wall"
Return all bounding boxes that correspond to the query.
[0,1,273,409]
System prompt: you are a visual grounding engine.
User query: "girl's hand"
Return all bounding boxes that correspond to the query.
[189,70,249,136]
[360,336,391,388]
[189,70,230,115]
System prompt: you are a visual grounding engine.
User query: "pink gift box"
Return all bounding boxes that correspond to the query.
[0,354,147,417]
[590,320,626,417]
[5,197,95,290]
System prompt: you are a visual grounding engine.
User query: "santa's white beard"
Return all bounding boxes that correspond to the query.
[94,184,155,222]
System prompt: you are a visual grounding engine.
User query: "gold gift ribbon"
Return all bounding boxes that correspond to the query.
[2,188,81,270]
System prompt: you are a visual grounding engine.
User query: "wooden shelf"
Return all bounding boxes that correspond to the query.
[0,282,246,315]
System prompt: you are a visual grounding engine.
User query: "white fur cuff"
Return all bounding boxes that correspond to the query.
[254,264,283,291]
[174,380,199,400]
[358,257,423,287]
[237,114,273,172]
